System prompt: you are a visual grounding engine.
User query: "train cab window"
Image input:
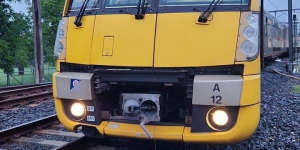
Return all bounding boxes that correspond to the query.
[105,0,149,8]
[69,0,100,10]
[159,0,249,6]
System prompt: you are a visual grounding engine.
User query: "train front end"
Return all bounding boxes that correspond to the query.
[53,0,261,143]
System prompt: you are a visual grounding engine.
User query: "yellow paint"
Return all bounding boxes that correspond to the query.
[55,60,65,72]
[103,122,155,139]
[54,98,80,131]
[102,122,184,141]
[251,0,260,12]
[240,75,261,106]
[90,14,156,67]
[52,72,59,98]
[154,12,240,67]
[183,104,260,143]
[66,16,96,64]
[236,56,261,75]
[63,0,70,17]
[154,126,184,141]
[53,72,78,130]
[96,121,108,135]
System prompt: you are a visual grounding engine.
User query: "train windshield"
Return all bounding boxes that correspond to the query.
[159,0,249,6]
[105,0,150,7]
[69,0,100,10]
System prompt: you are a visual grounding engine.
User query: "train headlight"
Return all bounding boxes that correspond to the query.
[206,107,230,131]
[236,12,260,61]
[70,102,85,118]
[54,18,68,60]
[211,109,229,126]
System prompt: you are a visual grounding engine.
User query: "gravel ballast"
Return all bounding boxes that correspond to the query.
[0,100,55,130]
[226,62,300,149]
[0,61,299,150]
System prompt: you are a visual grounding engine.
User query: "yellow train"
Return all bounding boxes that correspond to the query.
[53,0,261,143]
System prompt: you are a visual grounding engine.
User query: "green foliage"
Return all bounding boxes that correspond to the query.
[0,0,29,75]
[293,85,300,94]
[41,0,65,65]
[0,0,64,76]
[9,13,33,67]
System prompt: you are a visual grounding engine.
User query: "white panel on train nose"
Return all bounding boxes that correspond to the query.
[56,72,94,100]
[192,75,243,106]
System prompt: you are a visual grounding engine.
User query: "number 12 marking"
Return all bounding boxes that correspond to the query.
[211,95,222,104]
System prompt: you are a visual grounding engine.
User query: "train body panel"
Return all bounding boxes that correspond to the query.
[91,14,157,67]
[154,12,240,67]
[53,0,264,143]
[66,16,95,64]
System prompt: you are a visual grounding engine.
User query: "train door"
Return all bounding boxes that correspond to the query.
[91,0,157,67]
[66,0,99,64]
[154,0,244,67]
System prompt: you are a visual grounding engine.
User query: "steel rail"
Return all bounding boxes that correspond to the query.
[0,84,52,97]
[55,137,88,150]
[0,114,57,142]
[0,83,52,92]
[0,91,53,108]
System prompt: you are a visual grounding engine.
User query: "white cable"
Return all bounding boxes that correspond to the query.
[139,117,153,139]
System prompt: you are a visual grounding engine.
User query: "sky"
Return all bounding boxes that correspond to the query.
[8,0,28,14]
[265,0,300,23]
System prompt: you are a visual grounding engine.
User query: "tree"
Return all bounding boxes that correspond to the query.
[0,0,16,85]
[40,0,65,65]
[0,0,32,85]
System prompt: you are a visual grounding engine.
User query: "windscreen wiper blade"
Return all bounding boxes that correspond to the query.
[135,0,146,19]
[74,0,90,27]
[198,0,223,23]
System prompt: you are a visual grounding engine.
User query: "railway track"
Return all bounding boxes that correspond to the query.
[0,114,85,150]
[0,83,52,92]
[0,83,53,109]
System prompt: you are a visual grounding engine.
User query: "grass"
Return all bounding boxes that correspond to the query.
[293,85,300,94]
[0,65,56,87]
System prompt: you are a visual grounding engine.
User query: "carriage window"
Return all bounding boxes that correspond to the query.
[105,0,149,8]
[159,0,249,6]
[69,0,99,10]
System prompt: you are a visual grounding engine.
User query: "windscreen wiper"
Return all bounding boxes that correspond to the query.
[135,0,146,19]
[74,0,90,27]
[198,0,223,23]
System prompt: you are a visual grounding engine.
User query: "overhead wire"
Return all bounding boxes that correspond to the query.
[266,0,280,10]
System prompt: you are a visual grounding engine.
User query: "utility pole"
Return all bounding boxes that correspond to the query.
[288,0,294,73]
[32,0,44,83]
[260,0,264,68]
[294,14,297,52]
[294,14,298,71]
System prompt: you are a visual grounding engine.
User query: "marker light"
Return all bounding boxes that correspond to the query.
[211,109,229,126]
[70,102,85,118]
[236,12,260,61]
[54,18,68,60]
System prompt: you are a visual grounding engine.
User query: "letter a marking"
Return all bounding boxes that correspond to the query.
[213,83,220,92]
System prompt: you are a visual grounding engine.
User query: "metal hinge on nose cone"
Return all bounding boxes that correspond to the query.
[196,14,214,25]
[135,0,146,20]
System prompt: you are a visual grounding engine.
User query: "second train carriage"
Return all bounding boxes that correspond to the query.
[263,12,289,59]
